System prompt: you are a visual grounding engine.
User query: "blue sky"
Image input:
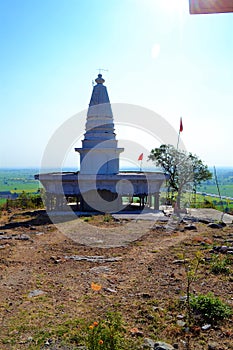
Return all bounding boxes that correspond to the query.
[0,0,232,168]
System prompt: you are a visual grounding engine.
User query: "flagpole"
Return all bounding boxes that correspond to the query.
[140,159,142,172]
[174,117,183,214]
[176,131,181,150]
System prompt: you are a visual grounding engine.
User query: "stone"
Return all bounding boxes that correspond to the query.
[90,266,111,274]
[146,314,154,321]
[41,341,79,349]
[65,255,122,263]
[184,216,198,222]
[15,234,30,241]
[207,223,222,229]
[154,341,175,350]
[141,293,151,299]
[143,338,155,349]
[50,256,66,264]
[219,222,226,227]
[219,246,229,253]
[201,324,211,331]
[44,338,52,346]
[208,341,219,349]
[177,320,185,327]
[152,306,164,312]
[172,259,189,264]
[103,288,117,293]
[205,257,212,262]
[184,224,197,230]
[28,289,45,297]
[212,245,232,254]
[177,314,185,319]
[30,231,44,235]
[152,225,165,231]
[213,234,223,239]
[199,218,211,224]
[179,295,187,302]
[0,235,12,240]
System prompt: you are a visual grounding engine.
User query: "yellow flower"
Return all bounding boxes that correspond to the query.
[89,325,94,329]
[91,282,102,291]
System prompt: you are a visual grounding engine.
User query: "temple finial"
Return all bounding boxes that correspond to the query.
[95,74,105,84]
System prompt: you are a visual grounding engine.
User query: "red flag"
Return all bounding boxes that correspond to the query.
[179,117,183,133]
[138,153,143,161]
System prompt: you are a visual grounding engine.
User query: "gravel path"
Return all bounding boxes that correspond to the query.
[56,219,154,247]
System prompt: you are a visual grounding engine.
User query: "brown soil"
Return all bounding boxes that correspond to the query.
[0,209,233,350]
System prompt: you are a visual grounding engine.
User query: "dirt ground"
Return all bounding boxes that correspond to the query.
[0,209,233,350]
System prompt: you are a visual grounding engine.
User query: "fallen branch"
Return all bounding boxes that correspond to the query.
[65,255,122,263]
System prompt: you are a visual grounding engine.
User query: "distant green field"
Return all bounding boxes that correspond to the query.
[191,194,233,212]
[0,168,40,194]
[197,184,233,197]
[0,198,6,206]
[197,167,233,197]
[1,167,233,213]
[160,192,233,213]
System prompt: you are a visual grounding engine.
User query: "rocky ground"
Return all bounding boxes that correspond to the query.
[0,209,233,350]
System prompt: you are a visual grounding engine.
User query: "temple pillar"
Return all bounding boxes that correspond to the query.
[148,195,152,208]
[153,192,160,210]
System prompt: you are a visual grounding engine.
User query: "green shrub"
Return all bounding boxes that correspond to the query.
[83,217,90,222]
[103,214,112,223]
[210,255,231,275]
[87,312,126,350]
[2,192,43,210]
[190,293,232,324]
[202,200,216,209]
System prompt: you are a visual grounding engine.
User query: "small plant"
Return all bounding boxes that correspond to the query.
[190,292,232,324]
[83,217,90,222]
[210,255,231,275]
[182,251,203,350]
[86,312,126,350]
[103,214,112,223]
[183,251,203,327]
[202,199,216,209]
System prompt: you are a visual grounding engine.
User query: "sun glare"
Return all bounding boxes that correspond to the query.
[146,0,187,13]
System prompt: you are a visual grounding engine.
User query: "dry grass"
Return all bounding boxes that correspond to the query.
[0,209,233,349]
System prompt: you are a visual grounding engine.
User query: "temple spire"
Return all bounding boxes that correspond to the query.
[75,74,124,175]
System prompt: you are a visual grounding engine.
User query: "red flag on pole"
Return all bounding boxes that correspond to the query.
[179,117,183,133]
[138,153,143,161]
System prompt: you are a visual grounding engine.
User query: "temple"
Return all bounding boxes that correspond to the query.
[35,74,165,213]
